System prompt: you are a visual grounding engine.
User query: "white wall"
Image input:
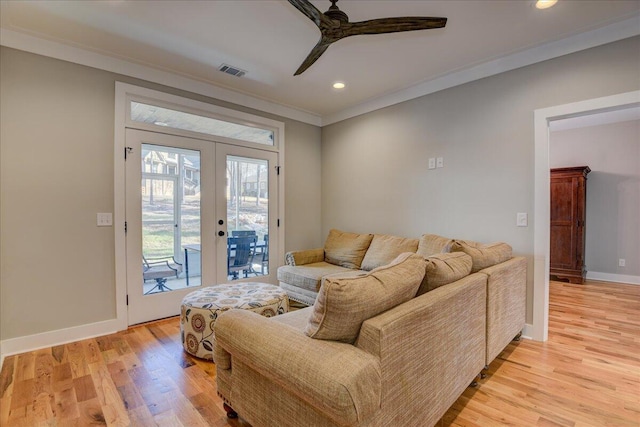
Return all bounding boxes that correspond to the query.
[550,119,640,279]
[0,46,323,342]
[321,36,640,324]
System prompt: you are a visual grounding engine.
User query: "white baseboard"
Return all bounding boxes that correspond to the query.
[586,271,640,285]
[521,323,534,341]
[0,318,125,368]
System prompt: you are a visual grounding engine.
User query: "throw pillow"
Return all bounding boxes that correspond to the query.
[305,252,426,343]
[360,234,419,271]
[416,234,453,257]
[417,252,473,295]
[450,240,512,272]
[324,229,373,269]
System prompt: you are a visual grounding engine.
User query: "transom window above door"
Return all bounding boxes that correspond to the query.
[130,101,275,146]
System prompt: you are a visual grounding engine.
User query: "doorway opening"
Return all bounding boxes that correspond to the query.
[532,90,639,342]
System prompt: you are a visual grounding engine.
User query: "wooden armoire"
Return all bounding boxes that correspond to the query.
[550,166,590,284]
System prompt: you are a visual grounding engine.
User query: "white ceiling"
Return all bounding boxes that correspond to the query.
[1,0,639,125]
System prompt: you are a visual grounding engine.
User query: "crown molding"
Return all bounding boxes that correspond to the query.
[321,16,640,126]
[0,28,323,127]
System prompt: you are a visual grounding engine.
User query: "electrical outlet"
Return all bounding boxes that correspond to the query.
[97,213,113,227]
[516,212,528,227]
[436,157,444,168]
[428,158,436,169]
[619,259,626,267]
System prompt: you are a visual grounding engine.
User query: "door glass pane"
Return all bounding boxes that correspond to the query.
[141,144,201,293]
[226,156,269,280]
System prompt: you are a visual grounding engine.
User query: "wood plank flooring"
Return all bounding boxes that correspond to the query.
[1,279,638,426]
[442,280,640,427]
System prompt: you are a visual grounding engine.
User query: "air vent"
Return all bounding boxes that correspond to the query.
[219,64,247,77]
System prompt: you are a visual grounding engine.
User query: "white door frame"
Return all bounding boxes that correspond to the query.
[531,90,639,342]
[114,82,285,330]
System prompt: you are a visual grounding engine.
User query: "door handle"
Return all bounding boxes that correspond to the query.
[218,231,225,237]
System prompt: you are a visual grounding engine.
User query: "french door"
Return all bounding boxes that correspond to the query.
[125,129,278,325]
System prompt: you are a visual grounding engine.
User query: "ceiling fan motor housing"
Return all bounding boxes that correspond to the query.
[324,7,348,23]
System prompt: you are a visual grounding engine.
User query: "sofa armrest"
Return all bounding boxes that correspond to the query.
[355,273,487,427]
[285,247,325,266]
[214,309,381,425]
[479,256,527,364]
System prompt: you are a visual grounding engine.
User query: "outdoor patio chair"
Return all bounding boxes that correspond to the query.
[231,230,257,237]
[261,234,269,274]
[228,235,257,279]
[143,255,183,294]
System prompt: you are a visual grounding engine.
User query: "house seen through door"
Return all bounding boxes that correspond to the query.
[124,97,281,326]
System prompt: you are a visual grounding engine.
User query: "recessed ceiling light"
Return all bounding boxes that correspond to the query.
[333,82,346,89]
[536,0,558,9]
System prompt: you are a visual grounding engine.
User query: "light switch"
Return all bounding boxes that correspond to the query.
[97,213,113,227]
[516,212,528,227]
[436,157,444,168]
[428,158,436,169]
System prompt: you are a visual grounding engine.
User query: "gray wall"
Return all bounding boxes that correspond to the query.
[322,37,640,324]
[2,35,639,341]
[0,47,323,340]
[551,120,640,277]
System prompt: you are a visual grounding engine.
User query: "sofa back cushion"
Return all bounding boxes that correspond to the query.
[417,252,473,295]
[324,229,373,269]
[305,253,426,343]
[416,234,453,257]
[450,240,512,272]
[360,234,419,271]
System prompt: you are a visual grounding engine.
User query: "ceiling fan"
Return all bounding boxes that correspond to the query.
[287,0,447,75]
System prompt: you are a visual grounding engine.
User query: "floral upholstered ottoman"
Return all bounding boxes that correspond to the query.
[180,282,289,359]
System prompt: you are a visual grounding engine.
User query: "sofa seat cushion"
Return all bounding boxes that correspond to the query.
[360,234,419,271]
[324,229,374,269]
[272,306,314,332]
[277,262,352,293]
[451,240,512,272]
[417,252,473,295]
[305,253,426,343]
[416,234,453,257]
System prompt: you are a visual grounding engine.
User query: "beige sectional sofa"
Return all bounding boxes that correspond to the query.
[279,230,452,306]
[213,230,527,427]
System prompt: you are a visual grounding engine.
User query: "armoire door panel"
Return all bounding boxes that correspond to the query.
[550,181,576,222]
[550,226,575,268]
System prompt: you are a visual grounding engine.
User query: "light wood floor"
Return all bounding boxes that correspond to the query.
[1,279,638,426]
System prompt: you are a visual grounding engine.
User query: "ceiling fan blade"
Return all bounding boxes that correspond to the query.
[287,0,334,28]
[287,2,447,75]
[343,17,447,37]
[294,40,331,76]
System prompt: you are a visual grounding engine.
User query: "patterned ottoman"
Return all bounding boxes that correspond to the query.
[180,282,289,359]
